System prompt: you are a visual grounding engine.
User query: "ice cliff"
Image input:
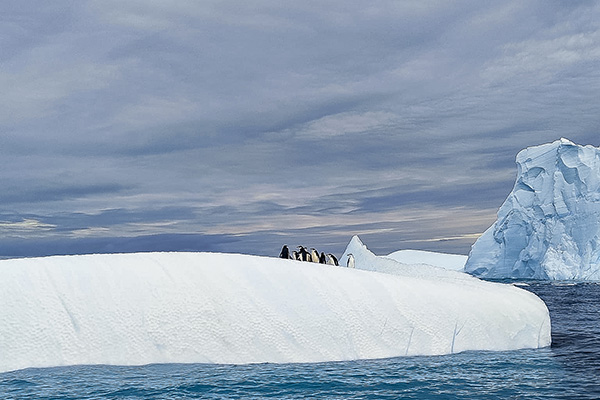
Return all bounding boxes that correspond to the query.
[465,138,600,280]
[0,247,550,373]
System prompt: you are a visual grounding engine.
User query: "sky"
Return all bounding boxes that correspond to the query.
[1,0,600,259]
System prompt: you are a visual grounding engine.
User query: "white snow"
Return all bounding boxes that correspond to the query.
[465,138,600,280]
[386,249,467,271]
[0,246,550,373]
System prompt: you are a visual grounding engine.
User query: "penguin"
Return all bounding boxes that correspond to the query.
[310,248,320,263]
[292,250,300,261]
[297,246,310,262]
[279,245,290,259]
[326,253,339,266]
[346,253,355,268]
[319,252,327,264]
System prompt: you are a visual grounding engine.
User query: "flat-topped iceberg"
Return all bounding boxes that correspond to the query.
[465,138,600,280]
[386,249,467,271]
[0,247,550,373]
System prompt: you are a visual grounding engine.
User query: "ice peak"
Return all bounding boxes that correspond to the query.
[558,137,575,146]
[348,235,365,248]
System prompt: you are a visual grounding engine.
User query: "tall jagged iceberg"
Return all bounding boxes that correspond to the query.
[465,138,600,280]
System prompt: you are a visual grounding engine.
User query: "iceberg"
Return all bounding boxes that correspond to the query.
[386,249,467,271]
[0,247,550,373]
[465,138,600,280]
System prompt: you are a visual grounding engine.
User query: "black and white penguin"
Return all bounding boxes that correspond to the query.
[319,252,327,264]
[279,245,290,259]
[326,253,339,266]
[292,250,300,260]
[310,248,320,263]
[297,246,310,262]
[346,253,355,268]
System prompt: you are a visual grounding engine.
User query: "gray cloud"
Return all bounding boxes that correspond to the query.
[1,1,600,258]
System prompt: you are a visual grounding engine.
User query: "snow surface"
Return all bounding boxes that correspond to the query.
[465,138,600,280]
[0,246,550,373]
[386,249,467,271]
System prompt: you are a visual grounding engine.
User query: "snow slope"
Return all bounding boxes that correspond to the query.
[386,249,467,271]
[0,249,550,373]
[465,138,600,280]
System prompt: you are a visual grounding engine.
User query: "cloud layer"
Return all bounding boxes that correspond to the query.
[2,1,600,257]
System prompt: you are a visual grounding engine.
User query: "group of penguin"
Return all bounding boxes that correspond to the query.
[279,245,355,268]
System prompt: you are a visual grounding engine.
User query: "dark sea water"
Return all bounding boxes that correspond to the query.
[1,282,599,399]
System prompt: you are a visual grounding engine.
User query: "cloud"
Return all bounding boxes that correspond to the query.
[416,233,484,243]
[110,97,202,131]
[482,30,600,86]
[0,219,56,238]
[0,233,244,259]
[277,111,401,139]
[1,1,600,258]
[0,183,129,205]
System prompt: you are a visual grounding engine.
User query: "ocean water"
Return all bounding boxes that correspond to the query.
[1,282,599,399]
